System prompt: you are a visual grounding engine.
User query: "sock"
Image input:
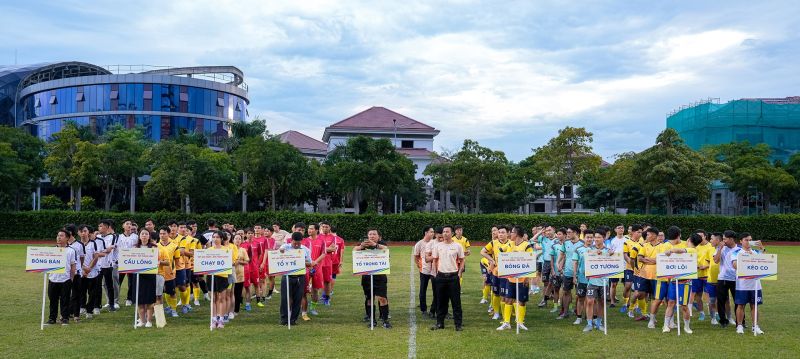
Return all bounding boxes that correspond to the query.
[492,294,501,314]
[459,277,463,286]
[516,304,526,324]
[482,286,491,300]
[664,314,672,327]
[166,294,177,309]
[364,300,371,318]
[193,287,202,301]
[503,302,513,323]
[310,301,317,311]
[595,318,602,327]
[180,289,191,307]
[379,304,389,321]
[684,319,691,328]
[649,316,656,325]
[268,289,273,297]
[638,299,647,313]
[623,296,629,307]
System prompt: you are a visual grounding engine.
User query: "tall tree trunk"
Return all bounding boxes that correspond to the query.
[353,189,361,214]
[129,175,136,213]
[270,178,276,211]
[475,187,481,214]
[665,194,673,216]
[555,189,562,215]
[570,183,575,214]
[763,193,771,215]
[241,172,248,213]
[104,183,112,211]
[184,195,190,214]
[645,195,651,214]
[76,186,82,211]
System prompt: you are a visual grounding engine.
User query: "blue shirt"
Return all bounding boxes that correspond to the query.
[562,240,584,277]
[534,235,547,263]
[573,246,589,284]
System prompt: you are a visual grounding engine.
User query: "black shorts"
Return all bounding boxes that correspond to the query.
[210,276,228,293]
[623,269,634,283]
[586,284,603,299]
[609,278,620,283]
[576,282,588,298]
[550,273,562,288]
[164,279,176,296]
[362,274,388,298]
[536,262,543,275]
[561,276,575,291]
[541,261,551,282]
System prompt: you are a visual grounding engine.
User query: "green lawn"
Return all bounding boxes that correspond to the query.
[2,244,799,358]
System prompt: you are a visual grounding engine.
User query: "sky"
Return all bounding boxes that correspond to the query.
[2,0,799,162]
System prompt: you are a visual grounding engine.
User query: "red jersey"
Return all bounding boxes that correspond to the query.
[304,236,326,267]
[251,237,265,264]
[332,235,345,265]
[318,233,336,267]
[240,241,256,270]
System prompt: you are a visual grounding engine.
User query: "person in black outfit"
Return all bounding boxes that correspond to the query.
[430,225,465,331]
[354,229,391,329]
[279,231,312,326]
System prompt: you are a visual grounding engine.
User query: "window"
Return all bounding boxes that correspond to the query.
[109,90,119,100]
[143,90,152,100]
[216,98,224,107]
[49,95,58,105]
[179,93,189,102]
[35,98,41,108]
[401,140,414,148]
[76,93,85,102]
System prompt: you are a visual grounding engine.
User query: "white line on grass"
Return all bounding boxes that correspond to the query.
[408,255,417,359]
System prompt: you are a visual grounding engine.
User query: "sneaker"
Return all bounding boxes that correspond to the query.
[145,322,152,328]
[736,325,744,334]
[204,293,210,301]
[114,303,120,310]
[229,312,235,320]
[430,324,444,331]
[170,309,179,318]
[573,317,582,325]
[698,312,706,321]
[125,300,133,307]
[257,302,265,308]
[136,320,144,328]
[492,313,500,320]
[102,304,109,309]
[93,308,100,315]
[662,325,671,333]
[193,299,200,306]
[684,326,693,334]
[223,315,230,323]
[181,306,190,314]
[583,324,593,332]
[753,326,764,335]
[383,321,392,329]
[61,319,69,326]
[302,313,311,321]
[537,299,547,308]
[45,319,56,325]
[266,294,273,301]
[711,318,719,325]
[648,321,656,329]
[487,307,494,313]
[245,303,252,311]
[217,321,225,329]
[480,298,488,304]
[635,316,648,321]
[619,305,628,314]
[557,312,568,320]
[550,305,560,313]
[85,313,93,320]
[80,308,86,315]
[517,322,529,331]
[496,322,511,331]
[310,309,319,316]
[273,289,280,294]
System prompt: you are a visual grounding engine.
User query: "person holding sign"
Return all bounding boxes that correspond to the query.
[134,229,158,328]
[572,230,594,327]
[732,233,766,335]
[660,227,695,334]
[47,229,79,325]
[481,226,510,321]
[157,227,179,318]
[209,231,231,328]
[354,229,392,329]
[431,225,465,331]
[497,226,533,331]
[583,230,611,333]
[278,232,312,326]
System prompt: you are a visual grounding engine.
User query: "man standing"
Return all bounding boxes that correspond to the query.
[116,220,138,307]
[634,228,661,326]
[706,233,722,325]
[572,230,594,327]
[583,230,610,332]
[414,227,435,315]
[174,222,193,314]
[453,225,470,287]
[621,224,643,316]
[732,233,766,334]
[251,224,266,307]
[660,228,696,334]
[303,224,327,317]
[557,225,583,320]
[258,226,279,300]
[425,227,444,319]
[329,227,345,298]
[278,232,312,326]
[691,230,712,322]
[481,226,511,321]
[715,230,740,328]
[497,226,534,331]
[354,229,392,328]
[430,225,465,331]
[318,221,338,305]
[608,225,627,307]
[97,219,119,312]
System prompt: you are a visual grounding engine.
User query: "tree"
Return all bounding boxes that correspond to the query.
[44,123,101,211]
[706,142,797,214]
[97,128,149,212]
[636,128,725,215]
[447,140,508,213]
[0,126,45,210]
[325,136,421,214]
[143,141,236,213]
[225,118,269,212]
[532,127,601,214]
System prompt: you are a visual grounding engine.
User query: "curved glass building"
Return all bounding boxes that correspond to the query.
[1,61,248,147]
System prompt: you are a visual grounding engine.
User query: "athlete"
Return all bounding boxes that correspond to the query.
[691,230,712,321]
[318,221,338,305]
[355,229,392,328]
[733,233,766,335]
[583,229,610,332]
[557,225,583,320]
[660,227,694,334]
[620,224,643,316]
[706,232,722,325]
[481,225,511,321]
[497,226,533,331]
[572,230,593,326]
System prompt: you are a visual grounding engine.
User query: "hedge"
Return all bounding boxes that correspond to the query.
[2,210,798,242]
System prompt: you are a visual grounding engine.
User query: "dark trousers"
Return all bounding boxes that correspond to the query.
[48,280,72,322]
[119,272,134,302]
[101,267,115,307]
[435,273,462,327]
[234,282,244,313]
[78,274,90,312]
[430,275,440,315]
[280,275,305,325]
[87,276,102,312]
[419,273,432,313]
[70,275,82,317]
[717,280,737,325]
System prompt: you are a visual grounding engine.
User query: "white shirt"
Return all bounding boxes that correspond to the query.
[610,236,626,254]
[718,245,740,281]
[413,239,432,275]
[49,247,78,283]
[733,248,763,291]
[68,240,86,277]
[83,240,100,278]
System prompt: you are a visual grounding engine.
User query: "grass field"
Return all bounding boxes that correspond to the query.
[2,244,799,359]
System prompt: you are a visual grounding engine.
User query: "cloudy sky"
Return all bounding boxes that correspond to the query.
[2,0,799,161]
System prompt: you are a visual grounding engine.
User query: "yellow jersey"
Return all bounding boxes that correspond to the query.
[708,245,720,284]
[183,236,198,269]
[639,242,660,280]
[454,236,470,254]
[173,235,187,270]
[483,239,511,275]
[696,243,713,278]
[623,238,643,271]
[157,241,178,280]
[506,240,534,284]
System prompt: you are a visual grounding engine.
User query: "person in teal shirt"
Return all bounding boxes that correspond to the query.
[558,225,584,319]
[584,229,611,332]
[572,230,594,326]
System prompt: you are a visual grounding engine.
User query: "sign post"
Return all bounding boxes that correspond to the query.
[118,247,158,329]
[194,249,232,331]
[26,247,67,330]
[656,253,698,336]
[353,249,391,331]
[268,250,307,330]
[497,251,536,334]
[585,251,624,335]
[736,252,777,336]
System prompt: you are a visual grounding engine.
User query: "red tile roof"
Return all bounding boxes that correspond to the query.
[396,148,434,158]
[277,130,328,152]
[328,106,436,131]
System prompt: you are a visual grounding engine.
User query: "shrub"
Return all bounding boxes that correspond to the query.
[0,210,798,242]
[40,195,67,210]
